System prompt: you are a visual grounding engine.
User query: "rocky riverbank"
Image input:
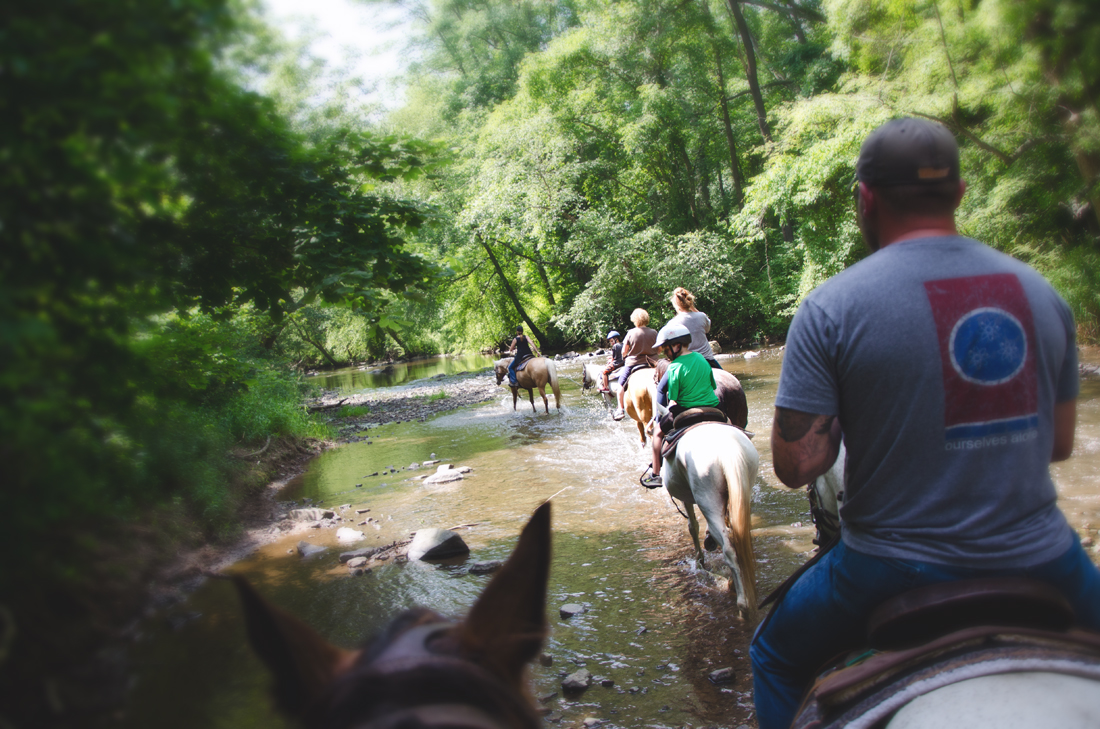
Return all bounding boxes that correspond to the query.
[307,369,502,438]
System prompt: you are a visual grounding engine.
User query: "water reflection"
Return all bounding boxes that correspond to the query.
[308,354,499,391]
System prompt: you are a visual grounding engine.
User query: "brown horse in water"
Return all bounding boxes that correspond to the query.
[231,503,551,729]
[622,362,749,445]
[494,357,562,413]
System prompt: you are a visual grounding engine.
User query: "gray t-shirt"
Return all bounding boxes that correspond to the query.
[670,311,714,360]
[776,236,1078,568]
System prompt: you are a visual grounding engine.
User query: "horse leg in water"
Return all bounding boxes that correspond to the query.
[527,386,536,413]
[537,384,549,414]
[231,503,552,729]
[510,386,520,411]
[685,504,705,564]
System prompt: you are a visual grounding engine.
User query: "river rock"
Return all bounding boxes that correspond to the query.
[709,339,722,354]
[743,350,760,359]
[407,528,469,561]
[559,603,586,619]
[423,459,440,466]
[289,508,336,521]
[468,560,503,575]
[336,527,365,543]
[340,546,383,562]
[539,653,554,667]
[561,669,592,693]
[296,541,326,558]
[423,465,464,485]
[707,666,736,684]
[346,556,368,568]
[456,466,473,474]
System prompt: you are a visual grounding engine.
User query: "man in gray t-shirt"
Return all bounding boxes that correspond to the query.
[750,118,1100,729]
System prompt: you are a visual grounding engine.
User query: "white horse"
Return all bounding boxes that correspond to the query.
[655,406,758,617]
[810,441,845,545]
[581,361,620,407]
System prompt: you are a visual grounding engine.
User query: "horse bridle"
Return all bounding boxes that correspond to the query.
[332,622,540,729]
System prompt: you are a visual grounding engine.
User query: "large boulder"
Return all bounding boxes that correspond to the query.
[407,528,469,561]
[708,339,722,354]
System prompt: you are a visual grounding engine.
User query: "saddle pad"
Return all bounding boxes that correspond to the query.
[661,416,736,461]
[514,355,534,371]
[792,629,1100,729]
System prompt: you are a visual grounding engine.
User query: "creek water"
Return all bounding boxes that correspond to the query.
[308,353,500,391]
[120,350,1100,729]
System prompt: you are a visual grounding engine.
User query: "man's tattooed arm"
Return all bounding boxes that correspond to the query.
[770,407,841,488]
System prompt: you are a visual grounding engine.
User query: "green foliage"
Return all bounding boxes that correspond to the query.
[0,0,443,587]
[338,404,373,417]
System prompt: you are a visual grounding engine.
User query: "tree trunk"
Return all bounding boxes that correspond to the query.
[714,42,745,208]
[727,0,772,143]
[288,316,340,367]
[384,327,410,356]
[478,234,550,349]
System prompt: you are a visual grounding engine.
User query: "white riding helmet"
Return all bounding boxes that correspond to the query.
[655,322,692,348]
[607,330,621,340]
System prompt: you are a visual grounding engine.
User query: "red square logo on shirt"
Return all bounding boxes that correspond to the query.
[924,274,1038,441]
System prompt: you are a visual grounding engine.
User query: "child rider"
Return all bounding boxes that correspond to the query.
[599,330,624,393]
[640,322,720,488]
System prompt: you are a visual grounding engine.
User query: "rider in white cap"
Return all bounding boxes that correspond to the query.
[640,322,720,488]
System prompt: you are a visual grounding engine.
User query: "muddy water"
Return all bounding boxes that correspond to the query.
[121,350,1100,729]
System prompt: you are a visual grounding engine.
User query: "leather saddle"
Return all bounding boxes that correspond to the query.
[791,577,1094,729]
[660,407,731,459]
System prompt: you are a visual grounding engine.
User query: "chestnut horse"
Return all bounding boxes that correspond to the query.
[232,503,552,729]
[493,357,562,413]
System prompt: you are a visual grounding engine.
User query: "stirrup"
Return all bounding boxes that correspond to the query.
[639,468,663,489]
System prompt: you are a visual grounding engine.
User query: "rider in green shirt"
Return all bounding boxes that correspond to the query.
[641,322,720,488]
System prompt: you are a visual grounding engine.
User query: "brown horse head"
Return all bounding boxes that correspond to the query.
[232,502,552,729]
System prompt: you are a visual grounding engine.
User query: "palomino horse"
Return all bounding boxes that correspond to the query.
[655,407,759,617]
[494,357,562,413]
[231,502,552,729]
[620,364,749,445]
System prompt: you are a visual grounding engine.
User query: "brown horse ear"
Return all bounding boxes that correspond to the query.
[458,501,551,684]
[230,576,359,716]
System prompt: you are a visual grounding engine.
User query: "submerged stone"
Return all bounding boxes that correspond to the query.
[296,541,326,558]
[562,669,592,693]
[559,603,586,619]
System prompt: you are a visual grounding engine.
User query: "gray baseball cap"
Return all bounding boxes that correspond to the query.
[856,117,959,186]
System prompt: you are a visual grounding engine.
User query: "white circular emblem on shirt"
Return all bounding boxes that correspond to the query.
[948,307,1027,386]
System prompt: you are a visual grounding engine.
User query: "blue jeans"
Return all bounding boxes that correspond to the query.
[507,358,520,386]
[750,537,1100,729]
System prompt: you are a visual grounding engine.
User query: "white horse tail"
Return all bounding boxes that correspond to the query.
[546,359,562,409]
[722,432,758,607]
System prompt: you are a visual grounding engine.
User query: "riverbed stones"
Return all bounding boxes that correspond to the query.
[423,465,464,485]
[336,527,365,543]
[468,560,503,575]
[346,556,368,568]
[539,653,554,667]
[422,459,440,466]
[559,603,586,619]
[562,669,592,693]
[296,541,326,558]
[707,666,736,684]
[289,508,335,521]
[407,528,469,561]
[339,545,384,562]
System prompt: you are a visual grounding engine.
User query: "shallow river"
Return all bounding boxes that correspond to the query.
[121,351,1100,729]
